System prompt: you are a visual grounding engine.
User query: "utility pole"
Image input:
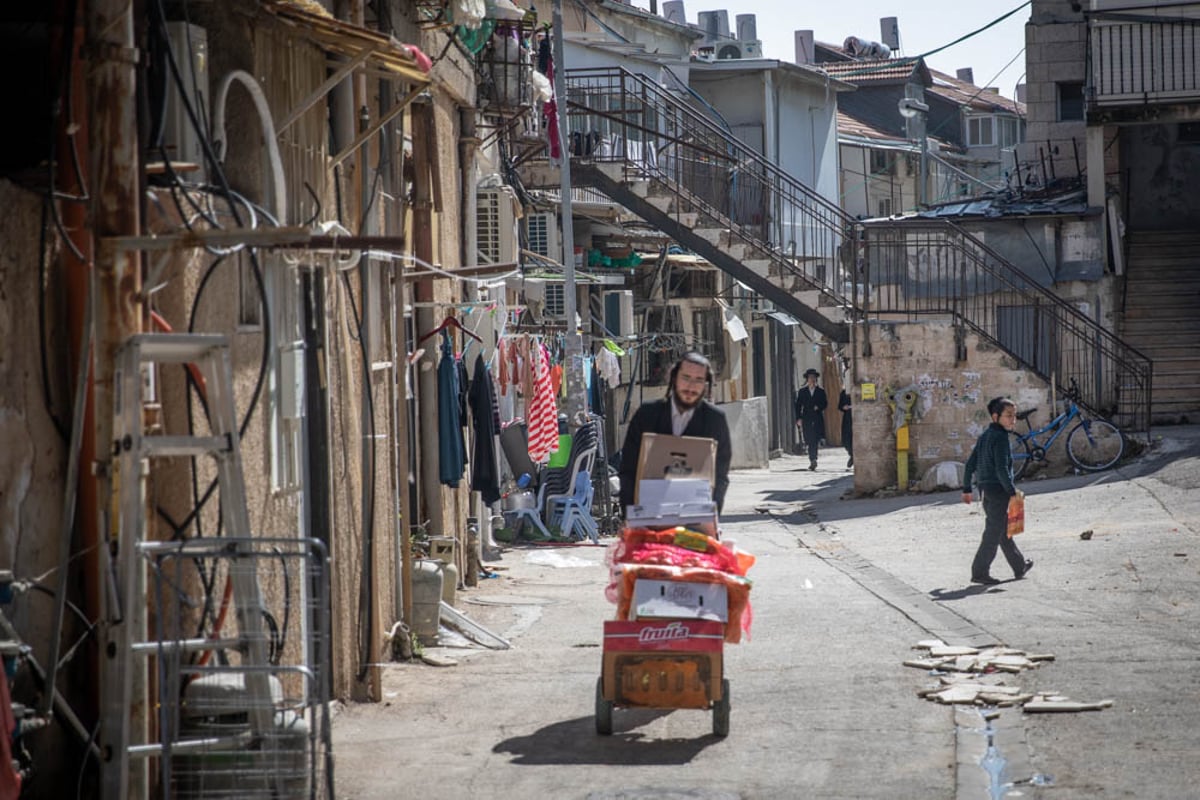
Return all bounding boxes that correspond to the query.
[552,0,587,423]
[88,0,144,796]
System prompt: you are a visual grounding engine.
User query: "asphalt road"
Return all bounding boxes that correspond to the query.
[331,426,1200,800]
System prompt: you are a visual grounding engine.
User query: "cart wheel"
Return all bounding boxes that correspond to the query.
[595,677,613,735]
[713,678,730,737]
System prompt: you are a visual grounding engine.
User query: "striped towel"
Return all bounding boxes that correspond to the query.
[526,344,560,464]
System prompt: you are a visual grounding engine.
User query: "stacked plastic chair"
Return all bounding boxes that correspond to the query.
[546,471,599,543]
[537,422,599,540]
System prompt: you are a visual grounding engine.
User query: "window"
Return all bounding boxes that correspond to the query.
[967,116,994,147]
[691,308,726,376]
[869,149,893,175]
[877,197,893,217]
[544,283,565,318]
[1058,82,1084,121]
[997,116,1021,148]
[643,305,684,385]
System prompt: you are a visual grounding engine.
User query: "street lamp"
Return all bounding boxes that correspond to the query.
[898,97,929,207]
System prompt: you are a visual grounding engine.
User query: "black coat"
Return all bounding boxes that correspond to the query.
[794,385,827,423]
[618,398,732,513]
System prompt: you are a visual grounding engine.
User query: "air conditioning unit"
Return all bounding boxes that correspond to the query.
[163,22,209,176]
[715,41,762,60]
[603,290,634,336]
[523,211,560,260]
[477,187,518,265]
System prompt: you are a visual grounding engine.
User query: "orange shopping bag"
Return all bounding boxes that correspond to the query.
[1006,491,1025,538]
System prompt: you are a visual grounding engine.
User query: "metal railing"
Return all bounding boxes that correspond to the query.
[1090,13,1200,106]
[562,66,1152,432]
[862,219,1152,432]
[563,66,858,311]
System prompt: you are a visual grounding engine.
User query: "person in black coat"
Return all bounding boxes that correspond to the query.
[794,368,827,471]
[838,388,853,469]
[618,352,732,514]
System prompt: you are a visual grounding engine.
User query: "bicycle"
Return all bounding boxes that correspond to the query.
[1008,378,1126,480]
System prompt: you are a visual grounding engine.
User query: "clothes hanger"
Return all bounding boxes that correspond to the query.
[417,315,482,344]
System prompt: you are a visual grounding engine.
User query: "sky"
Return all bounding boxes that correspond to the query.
[628,1,1031,101]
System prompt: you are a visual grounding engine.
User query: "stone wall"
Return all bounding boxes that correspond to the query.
[851,318,1054,494]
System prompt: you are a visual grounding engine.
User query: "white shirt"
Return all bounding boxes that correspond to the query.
[670,400,695,437]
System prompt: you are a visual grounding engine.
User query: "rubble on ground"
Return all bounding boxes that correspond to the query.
[905,640,1112,713]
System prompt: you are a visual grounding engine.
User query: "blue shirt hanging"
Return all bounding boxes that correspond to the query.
[437,331,466,486]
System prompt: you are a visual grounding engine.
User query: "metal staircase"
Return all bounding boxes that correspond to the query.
[559,66,1152,433]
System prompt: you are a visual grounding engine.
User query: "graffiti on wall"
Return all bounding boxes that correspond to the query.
[914,371,982,414]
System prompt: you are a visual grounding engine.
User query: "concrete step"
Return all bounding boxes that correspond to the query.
[743,259,773,277]
[693,227,725,245]
[1122,319,1200,336]
[645,195,674,214]
[628,180,651,198]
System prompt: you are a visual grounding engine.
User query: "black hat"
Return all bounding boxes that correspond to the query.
[803,368,820,378]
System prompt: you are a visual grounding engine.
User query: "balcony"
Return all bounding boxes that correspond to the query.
[1089,10,1200,117]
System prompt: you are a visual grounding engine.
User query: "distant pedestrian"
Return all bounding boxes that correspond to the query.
[838,388,853,469]
[961,397,1033,585]
[794,368,827,471]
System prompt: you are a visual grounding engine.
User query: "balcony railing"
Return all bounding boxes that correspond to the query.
[1090,13,1200,107]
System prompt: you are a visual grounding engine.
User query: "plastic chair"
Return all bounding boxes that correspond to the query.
[536,423,598,517]
[547,470,599,543]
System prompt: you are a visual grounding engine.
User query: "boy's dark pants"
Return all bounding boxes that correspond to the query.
[972,488,1026,579]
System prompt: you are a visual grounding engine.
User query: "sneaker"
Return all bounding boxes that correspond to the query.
[809,462,817,471]
[1016,559,1034,579]
[970,575,1001,586]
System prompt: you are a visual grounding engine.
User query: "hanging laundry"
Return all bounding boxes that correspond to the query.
[590,357,606,417]
[468,353,502,504]
[496,338,509,395]
[596,346,621,385]
[526,343,560,463]
[437,332,466,486]
[542,39,561,161]
[550,362,563,397]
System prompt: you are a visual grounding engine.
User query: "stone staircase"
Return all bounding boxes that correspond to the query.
[1121,230,1200,423]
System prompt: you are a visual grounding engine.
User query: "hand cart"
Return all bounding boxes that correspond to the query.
[595,619,730,737]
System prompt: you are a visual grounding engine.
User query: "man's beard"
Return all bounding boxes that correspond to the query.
[672,391,702,411]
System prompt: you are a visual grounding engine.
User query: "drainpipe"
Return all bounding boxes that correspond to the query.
[51,8,100,724]
[460,106,487,581]
[87,0,144,796]
[411,97,441,558]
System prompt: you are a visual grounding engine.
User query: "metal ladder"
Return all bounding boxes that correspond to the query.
[100,333,275,800]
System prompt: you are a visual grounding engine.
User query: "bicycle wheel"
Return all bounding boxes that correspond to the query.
[1008,431,1032,480]
[1067,419,1125,471]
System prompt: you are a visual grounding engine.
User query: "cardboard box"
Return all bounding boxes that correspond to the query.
[634,433,716,502]
[602,619,725,653]
[633,579,728,622]
[635,478,712,508]
[601,619,723,706]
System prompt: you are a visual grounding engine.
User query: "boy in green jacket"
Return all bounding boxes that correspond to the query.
[962,397,1033,585]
